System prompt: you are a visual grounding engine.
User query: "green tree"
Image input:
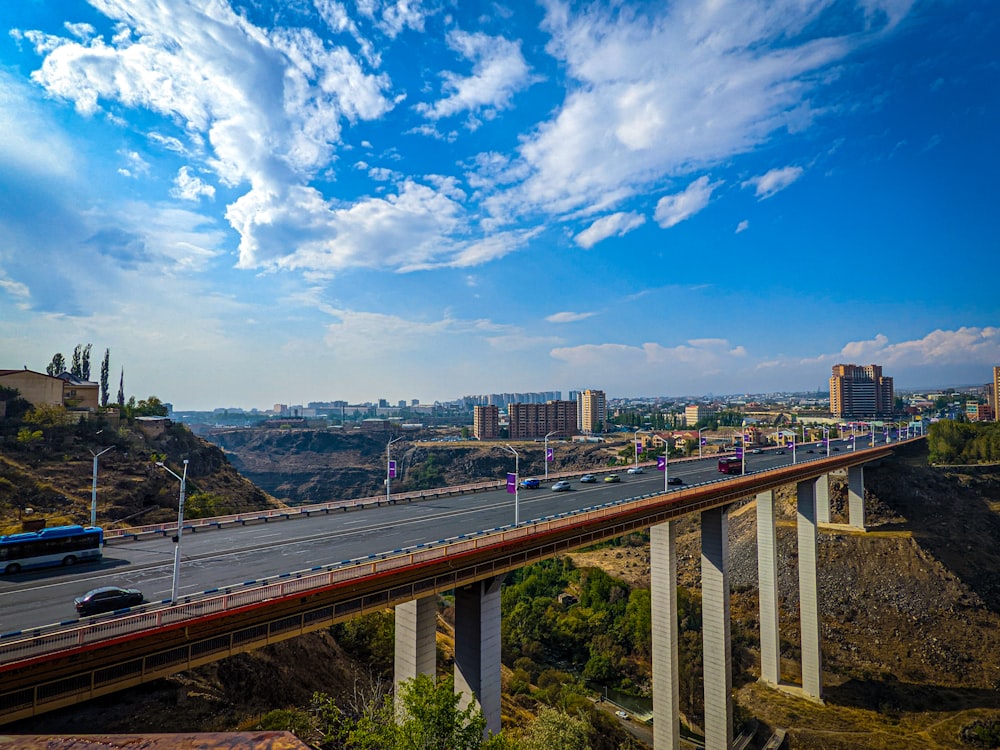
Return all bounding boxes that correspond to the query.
[117,368,125,407]
[71,345,83,378]
[81,343,92,380]
[46,352,65,376]
[0,386,31,421]
[24,403,68,428]
[519,707,592,750]
[134,396,169,417]
[100,349,110,406]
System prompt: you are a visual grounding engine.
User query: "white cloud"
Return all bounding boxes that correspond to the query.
[574,211,646,249]
[735,219,749,233]
[546,311,596,323]
[743,166,804,200]
[416,30,538,123]
[834,328,1000,368]
[171,166,216,201]
[654,176,719,229]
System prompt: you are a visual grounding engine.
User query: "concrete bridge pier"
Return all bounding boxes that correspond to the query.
[796,480,822,700]
[454,576,503,736]
[847,465,865,530]
[394,595,437,696]
[651,521,681,750]
[701,506,733,750]
[756,490,780,686]
[815,474,831,524]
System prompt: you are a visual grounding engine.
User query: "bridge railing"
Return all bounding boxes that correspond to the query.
[2,438,918,668]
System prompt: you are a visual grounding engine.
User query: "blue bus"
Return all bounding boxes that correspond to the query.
[0,525,104,575]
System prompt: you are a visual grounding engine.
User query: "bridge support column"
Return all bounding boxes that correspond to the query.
[847,465,865,530]
[394,595,437,697]
[454,576,502,736]
[815,474,831,525]
[756,490,780,686]
[651,521,680,750]
[796,480,823,700]
[701,506,733,750]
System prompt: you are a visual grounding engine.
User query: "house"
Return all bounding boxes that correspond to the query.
[0,368,99,411]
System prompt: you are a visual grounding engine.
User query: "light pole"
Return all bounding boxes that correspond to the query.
[823,426,830,457]
[504,444,520,526]
[634,429,641,469]
[90,446,114,528]
[544,431,557,481]
[387,435,403,503]
[156,459,189,603]
[698,427,706,459]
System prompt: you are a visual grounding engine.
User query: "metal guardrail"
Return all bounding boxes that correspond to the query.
[1,438,918,670]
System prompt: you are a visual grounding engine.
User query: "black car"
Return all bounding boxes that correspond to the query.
[667,476,684,485]
[74,586,144,616]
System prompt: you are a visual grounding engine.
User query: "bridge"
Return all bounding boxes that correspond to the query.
[0,436,920,748]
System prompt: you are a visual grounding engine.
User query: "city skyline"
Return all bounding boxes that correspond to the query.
[1,1,998,411]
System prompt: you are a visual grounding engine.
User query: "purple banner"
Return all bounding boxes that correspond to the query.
[506,473,517,494]
[787,442,795,450]
[657,456,666,471]
[700,438,707,445]
[546,447,553,462]
[635,440,643,453]
[388,460,397,479]
[735,447,743,458]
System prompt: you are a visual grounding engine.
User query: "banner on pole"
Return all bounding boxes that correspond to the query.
[506,473,517,493]
[546,447,553,462]
[657,456,665,471]
[388,460,397,479]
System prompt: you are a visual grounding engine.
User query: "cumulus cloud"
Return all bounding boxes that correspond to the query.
[743,166,804,199]
[574,211,645,248]
[416,30,538,123]
[735,219,749,233]
[654,176,719,228]
[171,166,216,201]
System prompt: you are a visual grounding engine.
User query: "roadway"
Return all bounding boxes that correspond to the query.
[0,438,888,636]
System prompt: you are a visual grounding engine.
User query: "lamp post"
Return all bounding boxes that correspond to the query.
[544,431,557,481]
[634,429,641,469]
[156,459,189,603]
[387,435,403,504]
[823,426,830,457]
[504,444,520,526]
[89,446,114,528]
[698,427,706,459]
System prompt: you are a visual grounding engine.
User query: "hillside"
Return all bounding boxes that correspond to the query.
[0,418,281,532]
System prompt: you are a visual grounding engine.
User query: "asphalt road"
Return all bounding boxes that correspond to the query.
[0,437,886,634]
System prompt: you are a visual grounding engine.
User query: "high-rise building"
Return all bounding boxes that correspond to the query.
[473,405,499,439]
[507,401,577,440]
[577,389,607,434]
[684,404,713,426]
[993,366,1000,422]
[829,364,894,418]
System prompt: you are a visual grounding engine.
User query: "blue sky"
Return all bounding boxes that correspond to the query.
[1,0,997,411]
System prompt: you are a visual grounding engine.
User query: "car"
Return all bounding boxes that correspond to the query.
[74,586,144,616]
[776,450,785,455]
[751,448,762,454]
[604,474,621,483]
[519,478,541,489]
[579,474,597,483]
[551,480,571,492]
[615,710,630,720]
[626,466,644,474]
[833,446,840,451]
[667,476,684,485]
[806,449,815,454]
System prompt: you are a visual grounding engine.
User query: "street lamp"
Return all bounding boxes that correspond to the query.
[90,446,114,528]
[387,435,403,504]
[504,444,520,526]
[698,427,706,459]
[543,431,557,481]
[822,426,830,457]
[634,429,641,469]
[156,459,189,603]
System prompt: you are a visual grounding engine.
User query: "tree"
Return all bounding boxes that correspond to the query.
[71,345,83,378]
[81,343,92,380]
[117,368,124,406]
[46,353,65,376]
[520,707,592,750]
[100,349,110,406]
[134,396,168,417]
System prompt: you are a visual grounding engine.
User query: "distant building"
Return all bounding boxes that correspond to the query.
[577,389,607,434]
[829,364,894,419]
[507,400,578,440]
[966,401,994,422]
[473,405,499,440]
[993,366,1000,422]
[684,404,713,426]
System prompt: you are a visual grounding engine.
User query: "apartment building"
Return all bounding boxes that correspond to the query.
[507,400,578,440]
[829,364,894,418]
[576,389,607,434]
[473,405,499,440]
[684,404,713,426]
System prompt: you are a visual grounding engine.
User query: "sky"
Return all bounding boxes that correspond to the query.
[1,0,998,411]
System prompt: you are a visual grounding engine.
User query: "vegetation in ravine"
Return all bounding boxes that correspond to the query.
[927,420,1000,464]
